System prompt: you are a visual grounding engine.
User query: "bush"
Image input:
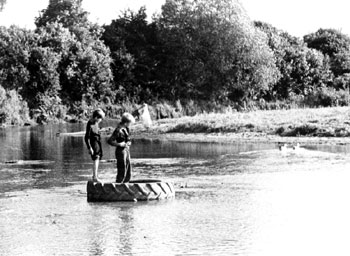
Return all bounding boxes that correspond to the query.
[304,86,350,107]
[334,73,350,90]
[279,124,319,137]
[33,95,67,124]
[0,86,30,125]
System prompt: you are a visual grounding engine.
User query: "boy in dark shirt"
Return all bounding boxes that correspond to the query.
[107,113,135,183]
[85,109,105,182]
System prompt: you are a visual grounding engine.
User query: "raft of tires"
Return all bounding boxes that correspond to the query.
[87,180,175,202]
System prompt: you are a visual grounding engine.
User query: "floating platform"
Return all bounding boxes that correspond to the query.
[87,180,175,202]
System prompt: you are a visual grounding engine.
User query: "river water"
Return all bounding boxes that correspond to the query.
[1,123,350,256]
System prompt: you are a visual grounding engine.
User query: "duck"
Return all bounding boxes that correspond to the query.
[279,143,288,152]
[293,143,300,149]
[293,143,301,152]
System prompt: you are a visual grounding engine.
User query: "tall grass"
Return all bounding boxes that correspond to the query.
[166,107,350,137]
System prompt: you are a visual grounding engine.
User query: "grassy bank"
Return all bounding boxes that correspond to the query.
[150,107,350,138]
[56,106,350,145]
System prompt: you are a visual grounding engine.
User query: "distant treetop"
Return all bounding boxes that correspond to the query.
[304,28,350,57]
[0,0,7,12]
[36,0,86,29]
[49,0,82,6]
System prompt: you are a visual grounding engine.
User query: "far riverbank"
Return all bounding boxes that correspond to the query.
[134,106,350,145]
[57,107,350,145]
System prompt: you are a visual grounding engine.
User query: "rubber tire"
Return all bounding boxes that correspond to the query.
[87,180,175,202]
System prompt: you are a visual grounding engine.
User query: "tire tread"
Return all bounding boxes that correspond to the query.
[87,180,175,202]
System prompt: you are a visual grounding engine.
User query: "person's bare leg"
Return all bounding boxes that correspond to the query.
[92,157,101,182]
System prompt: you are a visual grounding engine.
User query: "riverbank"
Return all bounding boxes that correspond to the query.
[57,106,350,145]
[134,132,350,145]
[131,106,350,145]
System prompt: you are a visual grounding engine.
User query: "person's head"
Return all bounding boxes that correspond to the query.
[121,113,135,127]
[92,109,105,124]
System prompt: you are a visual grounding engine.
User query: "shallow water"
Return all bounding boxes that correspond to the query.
[1,123,350,256]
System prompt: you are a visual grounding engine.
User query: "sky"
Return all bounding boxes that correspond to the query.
[0,0,349,37]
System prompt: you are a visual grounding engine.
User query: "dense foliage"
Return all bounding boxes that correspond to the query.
[158,0,280,102]
[254,22,333,99]
[304,29,350,86]
[102,1,279,103]
[1,0,350,125]
[0,0,113,124]
[102,7,160,102]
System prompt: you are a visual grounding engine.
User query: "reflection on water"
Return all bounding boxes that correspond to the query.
[1,124,350,255]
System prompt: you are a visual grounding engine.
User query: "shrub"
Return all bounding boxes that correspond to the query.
[304,86,350,107]
[0,86,30,125]
[334,73,350,90]
[280,124,319,137]
[33,95,67,124]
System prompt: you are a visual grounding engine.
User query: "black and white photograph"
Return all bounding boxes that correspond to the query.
[1,0,350,255]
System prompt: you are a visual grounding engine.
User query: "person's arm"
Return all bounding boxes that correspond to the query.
[84,122,94,154]
[107,129,126,147]
[125,128,132,146]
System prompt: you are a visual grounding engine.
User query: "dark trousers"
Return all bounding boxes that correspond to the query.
[116,149,131,183]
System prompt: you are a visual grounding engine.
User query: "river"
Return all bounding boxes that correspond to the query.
[1,122,350,256]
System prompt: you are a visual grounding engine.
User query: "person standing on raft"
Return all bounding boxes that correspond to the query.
[107,113,135,183]
[85,109,105,182]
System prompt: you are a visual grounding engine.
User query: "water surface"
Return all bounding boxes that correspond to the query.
[1,123,350,256]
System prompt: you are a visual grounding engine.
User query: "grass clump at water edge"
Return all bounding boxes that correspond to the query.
[162,107,350,137]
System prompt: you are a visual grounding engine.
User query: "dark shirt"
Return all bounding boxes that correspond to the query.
[108,125,131,149]
[84,120,101,150]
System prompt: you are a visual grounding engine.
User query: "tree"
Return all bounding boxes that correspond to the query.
[255,22,332,99]
[304,29,350,76]
[0,26,35,91]
[331,50,350,77]
[155,0,279,102]
[36,0,87,30]
[0,0,6,12]
[35,2,114,105]
[304,29,350,57]
[24,46,61,111]
[102,7,162,102]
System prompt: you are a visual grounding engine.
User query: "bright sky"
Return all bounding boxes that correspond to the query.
[0,0,349,37]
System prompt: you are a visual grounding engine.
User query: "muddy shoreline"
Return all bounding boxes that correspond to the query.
[132,131,350,145]
[57,126,350,146]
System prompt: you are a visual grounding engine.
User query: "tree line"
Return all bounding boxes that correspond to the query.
[1,0,350,125]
